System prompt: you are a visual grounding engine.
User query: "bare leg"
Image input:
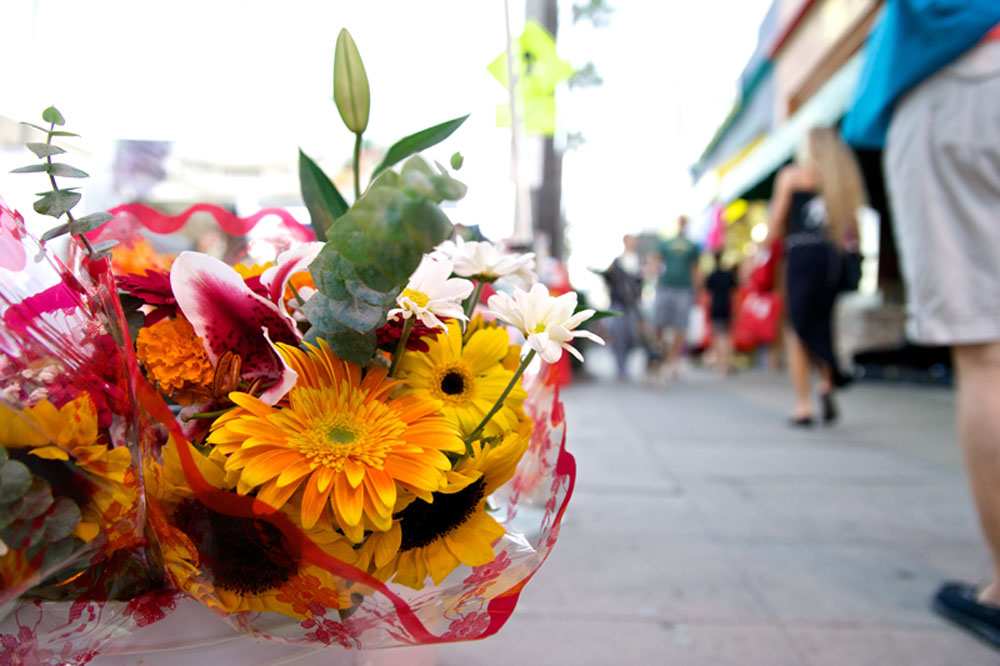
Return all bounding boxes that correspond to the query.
[785,327,812,418]
[715,331,731,375]
[667,327,685,377]
[953,343,1000,605]
[818,364,833,395]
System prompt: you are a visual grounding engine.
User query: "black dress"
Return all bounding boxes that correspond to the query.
[784,191,849,387]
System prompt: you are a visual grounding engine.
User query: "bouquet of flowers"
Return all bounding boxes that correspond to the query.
[0,29,598,661]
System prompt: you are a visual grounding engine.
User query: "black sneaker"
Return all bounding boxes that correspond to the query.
[932,581,1000,649]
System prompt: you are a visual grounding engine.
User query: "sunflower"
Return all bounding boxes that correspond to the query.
[206,339,464,542]
[396,319,526,438]
[146,436,356,619]
[0,394,139,549]
[356,424,530,589]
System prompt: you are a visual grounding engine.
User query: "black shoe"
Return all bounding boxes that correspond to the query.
[820,392,838,425]
[788,416,815,428]
[932,581,1000,649]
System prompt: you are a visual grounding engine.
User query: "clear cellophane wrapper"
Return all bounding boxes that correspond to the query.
[0,199,151,663]
[1,203,577,662]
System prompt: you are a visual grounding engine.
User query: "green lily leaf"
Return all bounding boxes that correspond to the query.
[333,28,370,134]
[34,190,82,218]
[42,106,65,126]
[370,114,469,180]
[48,163,89,178]
[586,308,620,322]
[299,149,348,242]
[26,143,66,158]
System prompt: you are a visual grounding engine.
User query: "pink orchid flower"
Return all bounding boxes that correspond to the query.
[169,243,322,405]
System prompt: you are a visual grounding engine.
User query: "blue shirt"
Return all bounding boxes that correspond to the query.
[843,0,1000,149]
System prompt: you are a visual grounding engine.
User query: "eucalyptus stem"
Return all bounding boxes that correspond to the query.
[352,132,363,200]
[465,348,535,444]
[287,280,307,308]
[388,317,415,376]
[43,122,95,256]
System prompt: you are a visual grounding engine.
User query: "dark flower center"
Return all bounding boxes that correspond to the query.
[440,371,466,396]
[173,499,298,595]
[397,477,487,551]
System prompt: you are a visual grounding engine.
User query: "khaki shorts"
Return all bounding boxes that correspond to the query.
[884,41,1000,346]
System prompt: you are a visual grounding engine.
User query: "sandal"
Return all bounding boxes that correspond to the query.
[932,581,1000,649]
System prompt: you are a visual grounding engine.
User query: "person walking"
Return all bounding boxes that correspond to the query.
[705,251,737,375]
[654,216,701,380]
[843,2,1000,646]
[598,234,644,380]
[768,127,865,427]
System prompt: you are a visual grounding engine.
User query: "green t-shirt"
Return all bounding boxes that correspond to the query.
[658,236,700,288]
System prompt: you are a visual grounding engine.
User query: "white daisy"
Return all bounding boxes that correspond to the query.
[388,256,474,330]
[433,237,536,286]
[487,283,604,363]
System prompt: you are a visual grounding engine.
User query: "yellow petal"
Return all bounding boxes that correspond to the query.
[29,445,70,461]
[374,523,402,568]
[425,541,461,584]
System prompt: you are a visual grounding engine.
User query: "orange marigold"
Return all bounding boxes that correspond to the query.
[137,317,214,397]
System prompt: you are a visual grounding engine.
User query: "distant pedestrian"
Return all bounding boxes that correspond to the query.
[705,251,737,375]
[768,127,866,427]
[844,2,1000,646]
[654,216,701,380]
[598,234,644,380]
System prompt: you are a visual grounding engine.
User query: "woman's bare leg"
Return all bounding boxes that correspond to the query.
[785,327,813,418]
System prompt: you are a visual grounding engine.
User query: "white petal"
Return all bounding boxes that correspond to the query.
[573,329,605,346]
[562,342,584,362]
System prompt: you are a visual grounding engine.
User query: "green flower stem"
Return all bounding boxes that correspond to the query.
[44,123,94,256]
[388,317,415,376]
[352,132,363,201]
[184,407,231,421]
[465,348,535,444]
[463,280,484,321]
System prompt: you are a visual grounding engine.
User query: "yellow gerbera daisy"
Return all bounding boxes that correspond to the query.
[146,436,356,619]
[206,339,464,542]
[356,424,530,589]
[396,319,526,438]
[0,394,139,548]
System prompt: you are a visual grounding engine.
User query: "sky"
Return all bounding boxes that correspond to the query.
[0,0,772,287]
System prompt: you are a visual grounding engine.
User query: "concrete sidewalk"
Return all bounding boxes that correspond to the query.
[374,360,997,665]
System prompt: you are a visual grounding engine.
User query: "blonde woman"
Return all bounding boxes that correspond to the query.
[768,127,866,426]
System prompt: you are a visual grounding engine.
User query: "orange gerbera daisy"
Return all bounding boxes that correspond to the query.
[207,339,464,542]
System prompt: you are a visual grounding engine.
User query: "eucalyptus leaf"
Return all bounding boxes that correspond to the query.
[0,459,31,503]
[8,477,54,521]
[40,223,72,242]
[304,287,394,335]
[304,317,377,365]
[48,163,89,178]
[450,152,464,170]
[298,149,348,242]
[90,240,119,256]
[69,212,113,234]
[326,185,453,292]
[34,190,82,218]
[26,142,66,158]
[10,164,48,174]
[333,29,370,134]
[43,497,81,542]
[49,131,81,138]
[42,106,65,126]
[370,114,469,180]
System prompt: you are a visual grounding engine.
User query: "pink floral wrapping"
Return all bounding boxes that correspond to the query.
[0,204,577,663]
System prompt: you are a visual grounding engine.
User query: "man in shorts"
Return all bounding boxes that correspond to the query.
[845,2,1000,648]
[654,216,701,380]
